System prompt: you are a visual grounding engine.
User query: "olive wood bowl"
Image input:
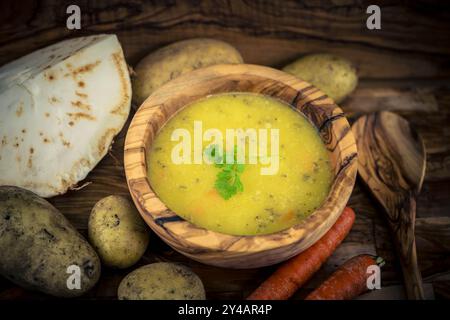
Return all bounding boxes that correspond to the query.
[124,64,357,268]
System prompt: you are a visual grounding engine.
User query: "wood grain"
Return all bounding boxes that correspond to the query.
[352,111,426,299]
[0,0,449,299]
[1,1,450,79]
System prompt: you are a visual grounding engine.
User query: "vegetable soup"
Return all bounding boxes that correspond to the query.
[147,93,332,235]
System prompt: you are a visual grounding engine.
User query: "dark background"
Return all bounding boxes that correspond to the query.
[0,0,449,300]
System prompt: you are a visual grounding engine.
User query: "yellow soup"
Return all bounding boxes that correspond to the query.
[147,93,332,235]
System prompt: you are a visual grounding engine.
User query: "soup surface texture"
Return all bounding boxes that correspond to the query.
[147,93,332,235]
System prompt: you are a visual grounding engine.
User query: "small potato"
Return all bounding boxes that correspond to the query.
[283,53,358,103]
[118,263,206,300]
[88,195,149,269]
[132,38,243,105]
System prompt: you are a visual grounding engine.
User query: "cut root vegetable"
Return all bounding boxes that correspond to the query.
[305,254,385,300]
[0,34,131,197]
[247,207,356,300]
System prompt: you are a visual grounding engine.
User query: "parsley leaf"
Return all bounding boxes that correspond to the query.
[204,144,223,165]
[204,144,245,200]
[214,168,244,200]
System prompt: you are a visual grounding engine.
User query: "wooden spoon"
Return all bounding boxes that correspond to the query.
[352,111,426,300]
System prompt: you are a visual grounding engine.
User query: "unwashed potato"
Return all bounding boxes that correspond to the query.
[282,53,358,103]
[132,38,243,105]
[0,186,100,297]
[88,195,149,269]
[118,263,206,300]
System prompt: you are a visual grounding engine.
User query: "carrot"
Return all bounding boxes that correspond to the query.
[247,207,356,300]
[281,210,295,223]
[206,188,220,198]
[305,254,385,300]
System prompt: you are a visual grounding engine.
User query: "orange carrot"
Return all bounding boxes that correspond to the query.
[206,189,220,198]
[305,254,384,300]
[280,210,295,223]
[247,207,356,300]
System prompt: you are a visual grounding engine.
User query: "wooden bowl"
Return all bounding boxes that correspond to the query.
[124,64,357,268]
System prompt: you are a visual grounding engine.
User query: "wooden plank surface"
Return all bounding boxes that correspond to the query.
[0,0,449,300]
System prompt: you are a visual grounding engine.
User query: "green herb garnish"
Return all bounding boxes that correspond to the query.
[205,144,245,200]
[203,144,223,165]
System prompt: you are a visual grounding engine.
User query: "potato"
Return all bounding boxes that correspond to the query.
[0,186,100,297]
[118,263,206,300]
[88,195,149,269]
[132,38,243,105]
[282,53,358,103]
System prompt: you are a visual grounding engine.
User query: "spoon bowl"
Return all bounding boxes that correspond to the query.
[352,111,426,299]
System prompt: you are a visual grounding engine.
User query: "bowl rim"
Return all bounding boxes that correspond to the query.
[124,63,357,255]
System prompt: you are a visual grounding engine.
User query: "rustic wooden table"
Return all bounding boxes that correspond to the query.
[0,0,449,300]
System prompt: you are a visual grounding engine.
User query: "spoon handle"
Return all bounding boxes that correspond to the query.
[389,196,425,300]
